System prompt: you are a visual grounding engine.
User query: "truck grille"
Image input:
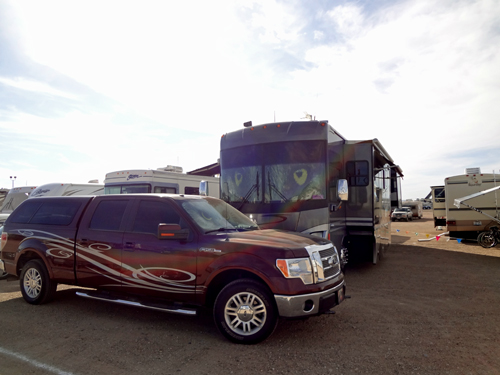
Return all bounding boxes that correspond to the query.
[305,244,341,283]
[319,247,341,279]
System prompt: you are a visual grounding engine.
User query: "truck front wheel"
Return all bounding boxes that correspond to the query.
[20,259,57,305]
[214,279,278,344]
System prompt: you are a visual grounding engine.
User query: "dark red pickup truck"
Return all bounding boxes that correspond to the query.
[0,194,346,344]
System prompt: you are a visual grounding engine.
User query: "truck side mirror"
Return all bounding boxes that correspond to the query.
[158,223,189,240]
[199,181,208,196]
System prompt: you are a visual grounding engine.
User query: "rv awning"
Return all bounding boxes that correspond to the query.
[187,162,220,177]
[454,185,500,208]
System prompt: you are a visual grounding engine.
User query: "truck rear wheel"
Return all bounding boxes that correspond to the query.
[214,279,278,344]
[20,259,57,305]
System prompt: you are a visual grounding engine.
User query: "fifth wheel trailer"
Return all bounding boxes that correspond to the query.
[445,170,500,238]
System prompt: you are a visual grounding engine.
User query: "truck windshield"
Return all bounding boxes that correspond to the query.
[220,140,326,204]
[181,198,259,233]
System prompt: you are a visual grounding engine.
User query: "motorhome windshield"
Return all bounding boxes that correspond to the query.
[220,140,326,204]
[105,184,151,194]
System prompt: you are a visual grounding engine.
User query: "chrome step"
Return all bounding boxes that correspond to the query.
[76,290,197,316]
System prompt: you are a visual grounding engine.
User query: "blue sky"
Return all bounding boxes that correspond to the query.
[1,0,499,199]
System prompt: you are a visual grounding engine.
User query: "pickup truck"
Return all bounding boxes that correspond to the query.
[0,194,346,344]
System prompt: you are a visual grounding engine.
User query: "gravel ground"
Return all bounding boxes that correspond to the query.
[1,211,499,375]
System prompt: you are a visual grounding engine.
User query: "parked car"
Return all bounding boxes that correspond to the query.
[391,207,412,221]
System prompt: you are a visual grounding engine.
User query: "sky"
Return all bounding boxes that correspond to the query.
[0,0,499,199]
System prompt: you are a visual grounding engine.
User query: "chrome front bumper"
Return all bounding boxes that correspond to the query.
[274,280,345,317]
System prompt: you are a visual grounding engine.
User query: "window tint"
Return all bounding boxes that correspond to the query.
[346,161,369,186]
[132,200,182,235]
[30,201,82,225]
[184,186,199,195]
[154,186,176,194]
[8,200,43,224]
[90,200,128,231]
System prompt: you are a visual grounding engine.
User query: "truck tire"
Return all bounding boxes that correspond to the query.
[20,259,57,305]
[214,279,278,344]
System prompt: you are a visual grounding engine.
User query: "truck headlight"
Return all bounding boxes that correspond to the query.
[276,258,313,285]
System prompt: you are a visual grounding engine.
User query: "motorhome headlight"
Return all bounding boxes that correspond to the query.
[276,258,313,285]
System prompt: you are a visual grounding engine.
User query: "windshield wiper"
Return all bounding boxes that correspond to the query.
[239,172,260,210]
[267,171,288,202]
[234,225,259,232]
[204,227,237,234]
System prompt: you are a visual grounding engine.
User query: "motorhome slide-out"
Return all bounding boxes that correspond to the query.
[219,120,403,265]
[445,171,500,237]
[104,166,220,198]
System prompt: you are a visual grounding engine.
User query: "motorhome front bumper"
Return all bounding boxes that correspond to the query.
[274,281,345,317]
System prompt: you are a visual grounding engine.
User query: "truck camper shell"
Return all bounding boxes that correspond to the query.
[0,186,37,225]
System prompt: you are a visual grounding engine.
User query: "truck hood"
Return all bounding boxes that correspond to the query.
[220,229,332,253]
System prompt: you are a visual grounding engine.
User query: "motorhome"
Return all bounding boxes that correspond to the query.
[219,120,403,264]
[430,185,446,227]
[104,166,220,198]
[445,169,500,238]
[0,188,9,207]
[0,186,37,225]
[29,182,104,198]
[402,200,423,219]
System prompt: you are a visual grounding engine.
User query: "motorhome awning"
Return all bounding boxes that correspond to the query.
[187,162,220,177]
[453,185,500,208]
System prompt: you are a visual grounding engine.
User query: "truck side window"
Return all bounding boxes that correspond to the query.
[90,200,128,231]
[30,201,82,225]
[8,200,43,223]
[132,200,182,235]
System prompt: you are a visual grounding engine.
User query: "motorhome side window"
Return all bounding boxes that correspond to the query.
[89,200,128,231]
[132,200,182,235]
[184,187,199,195]
[154,187,176,194]
[346,161,369,186]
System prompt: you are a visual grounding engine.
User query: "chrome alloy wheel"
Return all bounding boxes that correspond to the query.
[23,267,43,299]
[224,292,267,336]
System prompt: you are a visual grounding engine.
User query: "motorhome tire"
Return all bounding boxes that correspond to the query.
[20,259,57,305]
[214,279,278,344]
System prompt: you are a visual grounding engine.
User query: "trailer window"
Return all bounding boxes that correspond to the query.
[184,187,199,195]
[346,161,369,186]
[154,186,176,194]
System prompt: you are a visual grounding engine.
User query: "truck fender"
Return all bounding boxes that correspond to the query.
[204,253,278,291]
[16,238,55,279]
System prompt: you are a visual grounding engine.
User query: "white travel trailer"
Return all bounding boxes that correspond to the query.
[29,182,104,198]
[445,169,500,238]
[402,200,423,219]
[104,166,220,198]
[0,186,37,225]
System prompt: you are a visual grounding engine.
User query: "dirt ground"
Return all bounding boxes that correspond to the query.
[1,211,499,375]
